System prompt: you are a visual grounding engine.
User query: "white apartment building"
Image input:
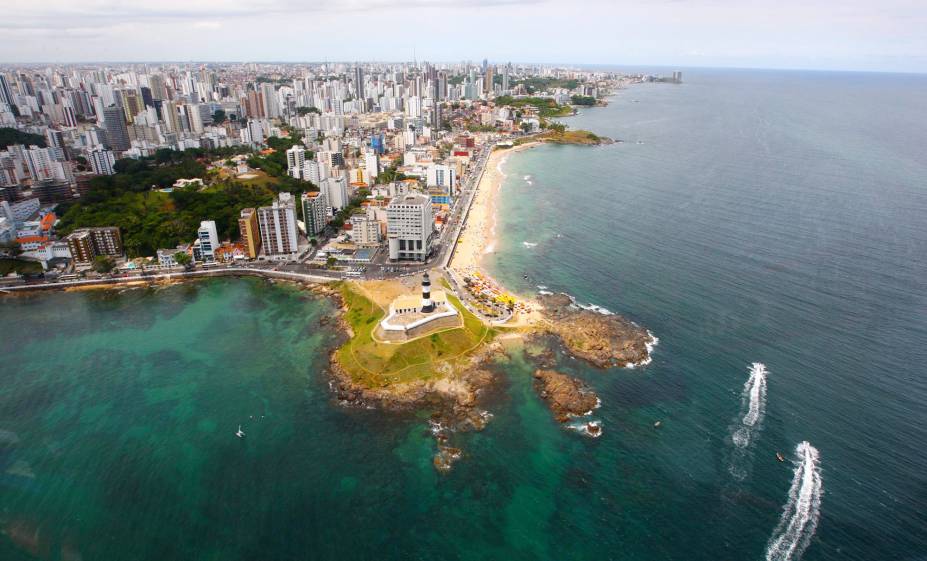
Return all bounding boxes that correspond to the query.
[257,192,299,260]
[323,176,349,210]
[88,147,116,175]
[426,163,456,196]
[196,220,219,263]
[286,145,306,179]
[386,192,434,261]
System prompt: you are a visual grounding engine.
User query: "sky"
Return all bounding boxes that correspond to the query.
[1,0,926,73]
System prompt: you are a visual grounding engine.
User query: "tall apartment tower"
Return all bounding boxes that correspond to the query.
[238,208,261,259]
[101,106,130,151]
[300,191,328,237]
[88,148,116,175]
[196,220,219,263]
[257,192,299,260]
[286,145,306,179]
[354,65,365,102]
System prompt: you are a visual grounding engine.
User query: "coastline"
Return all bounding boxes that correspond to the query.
[449,141,545,328]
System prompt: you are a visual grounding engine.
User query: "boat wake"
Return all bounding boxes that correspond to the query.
[727,363,768,480]
[765,442,823,561]
[732,363,768,449]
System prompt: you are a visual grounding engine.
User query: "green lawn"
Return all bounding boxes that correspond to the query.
[335,283,494,388]
[0,259,43,276]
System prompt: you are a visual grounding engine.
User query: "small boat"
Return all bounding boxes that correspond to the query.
[236,425,245,438]
[653,421,662,428]
[776,452,785,462]
[523,273,529,280]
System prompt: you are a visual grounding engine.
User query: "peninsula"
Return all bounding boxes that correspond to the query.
[0,60,658,471]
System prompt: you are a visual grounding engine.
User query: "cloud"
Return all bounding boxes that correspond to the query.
[192,21,222,30]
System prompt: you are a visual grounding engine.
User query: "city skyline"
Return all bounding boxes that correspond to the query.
[2,0,926,73]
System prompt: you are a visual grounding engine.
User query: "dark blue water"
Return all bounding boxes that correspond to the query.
[489,69,927,560]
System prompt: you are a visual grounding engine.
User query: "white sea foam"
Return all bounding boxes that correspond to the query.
[765,442,823,561]
[538,290,553,296]
[625,332,659,368]
[565,419,603,438]
[731,363,768,449]
[536,285,549,290]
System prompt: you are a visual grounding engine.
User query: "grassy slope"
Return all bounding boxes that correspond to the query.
[335,282,494,388]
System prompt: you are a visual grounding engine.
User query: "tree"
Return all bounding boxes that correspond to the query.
[309,238,318,246]
[92,255,116,274]
[326,256,337,269]
[296,106,321,116]
[174,252,192,269]
[212,109,227,124]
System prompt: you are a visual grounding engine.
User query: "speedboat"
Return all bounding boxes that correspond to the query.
[776,452,785,462]
[236,425,245,438]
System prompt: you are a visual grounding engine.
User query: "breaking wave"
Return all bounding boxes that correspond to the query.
[765,442,823,561]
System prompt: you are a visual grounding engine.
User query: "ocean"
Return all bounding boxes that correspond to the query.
[2,69,926,560]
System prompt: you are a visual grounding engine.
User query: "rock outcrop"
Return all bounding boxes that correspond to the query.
[538,293,653,368]
[533,369,599,423]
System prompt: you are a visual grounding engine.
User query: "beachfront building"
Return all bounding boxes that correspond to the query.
[64,227,123,265]
[257,192,299,261]
[386,193,435,261]
[301,191,328,237]
[238,208,261,259]
[196,220,219,263]
[426,163,456,197]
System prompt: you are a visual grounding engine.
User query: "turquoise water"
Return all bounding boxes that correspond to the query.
[2,69,926,560]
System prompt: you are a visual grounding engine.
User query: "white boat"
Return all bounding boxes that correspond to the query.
[236,425,245,438]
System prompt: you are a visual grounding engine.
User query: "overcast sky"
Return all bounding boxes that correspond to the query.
[2,0,925,73]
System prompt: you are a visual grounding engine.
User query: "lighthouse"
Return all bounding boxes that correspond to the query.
[420,272,434,313]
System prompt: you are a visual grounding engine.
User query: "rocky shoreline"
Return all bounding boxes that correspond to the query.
[533,369,599,423]
[536,293,653,368]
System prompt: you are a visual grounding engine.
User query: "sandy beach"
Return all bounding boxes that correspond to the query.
[450,142,544,326]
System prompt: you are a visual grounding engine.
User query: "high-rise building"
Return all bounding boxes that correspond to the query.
[323,176,349,210]
[88,148,116,175]
[238,208,261,259]
[101,106,130,151]
[257,192,298,260]
[65,227,122,264]
[364,151,379,186]
[196,220,219,263]
[426,163,457,197]
[349,211,380,246]
[300,191,328,237]
[354,65,365,103]
[0,74,15,106]
[386,192,434,261]
[286,145,306,179]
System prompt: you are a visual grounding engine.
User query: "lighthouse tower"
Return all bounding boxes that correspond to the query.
[420,272,434,313]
